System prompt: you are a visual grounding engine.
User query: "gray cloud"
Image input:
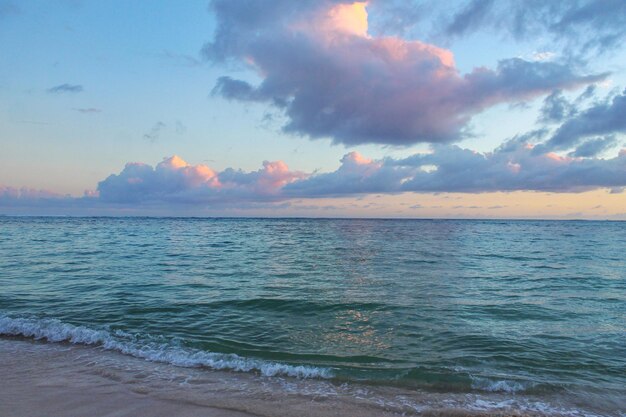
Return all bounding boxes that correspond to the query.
[398,145,625,193]
[205,1,603,146]
[286,144,626,196]
[2,144,624,215]
[538,85,598,125]
[445,0,493,37]
[536,88,626,153]
[439,0,626,57]
[568,136,619,158]
[538,90,575,124]
[91,143,626,204]
[47,83,83,94]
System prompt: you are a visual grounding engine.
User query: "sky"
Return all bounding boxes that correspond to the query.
[1,0,625,218]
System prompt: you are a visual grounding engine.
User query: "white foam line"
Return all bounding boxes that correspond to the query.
[470,375,529,393]
[0,315,332,379]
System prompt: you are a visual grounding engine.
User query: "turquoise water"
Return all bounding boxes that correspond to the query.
[1,218,625,412]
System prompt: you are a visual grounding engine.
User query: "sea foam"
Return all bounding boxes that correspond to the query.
[0,314,332,379]
[470,375,529,393]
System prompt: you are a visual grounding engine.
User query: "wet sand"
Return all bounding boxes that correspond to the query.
[0,339,256,417]
[0,338,598,417]
[0,338,427,417]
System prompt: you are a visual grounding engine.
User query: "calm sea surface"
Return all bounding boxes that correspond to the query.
[1,217,625,414]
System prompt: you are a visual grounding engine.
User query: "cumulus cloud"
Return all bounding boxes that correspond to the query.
[205,1,603,146]
[2,145,625,214]
[285,144,626,196]
[97,155,306,204]
[82,142,625,205]
[280,151,404,196]
[401,144,625,193]
[47,83,83,94]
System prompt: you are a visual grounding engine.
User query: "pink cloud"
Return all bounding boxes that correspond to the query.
[285,143,626,195]
[207,1,605,146]
[97,156,305,204]
[157,156,221,188]
[2,146,624,212]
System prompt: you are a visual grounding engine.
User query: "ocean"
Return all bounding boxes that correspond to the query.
[1,217,625,416]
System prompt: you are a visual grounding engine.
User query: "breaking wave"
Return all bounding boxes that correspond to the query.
[0,314,333,379]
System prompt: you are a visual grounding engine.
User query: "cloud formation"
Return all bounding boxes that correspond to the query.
[97,155,306,204]
[440,0,626,57]
[47,84,83,94]
[568,136,618,158]
[5,142,623,214]
[285,144,626,196]
[205,1,603,146]
[536,88,626,154]
[538,90,576,124]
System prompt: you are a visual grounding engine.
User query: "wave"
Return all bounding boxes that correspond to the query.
[2,315,619,416]
[0,314,332,379]
[402,366,534,394]
[0,315,543,394]
[470,376,529,393]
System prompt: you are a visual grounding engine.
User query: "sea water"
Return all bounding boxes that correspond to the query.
[1,217,625,415]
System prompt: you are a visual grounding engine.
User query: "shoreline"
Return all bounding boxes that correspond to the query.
[0,337,419,417]
[0,338,258,417]
[1,337,612,417]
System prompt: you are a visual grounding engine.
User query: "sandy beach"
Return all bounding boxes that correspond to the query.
[2,337,588,417]
[1,338,259,417]
[2,338,435,417]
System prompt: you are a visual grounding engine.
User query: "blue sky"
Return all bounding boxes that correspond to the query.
[1,0,625,218]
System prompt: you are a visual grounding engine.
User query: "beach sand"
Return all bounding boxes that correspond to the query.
[0,338,257,417]
[0,337,593,417]
[1,338,423,417]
